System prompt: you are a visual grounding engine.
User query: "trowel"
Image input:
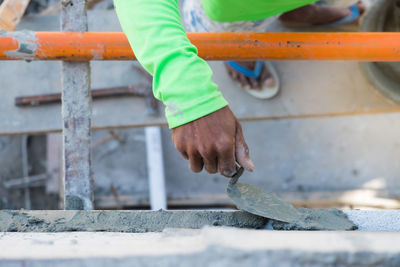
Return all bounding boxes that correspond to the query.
[227,164,301,223]
[227,164,358,230]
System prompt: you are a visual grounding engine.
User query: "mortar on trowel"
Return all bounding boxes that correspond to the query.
[227,164,357,230]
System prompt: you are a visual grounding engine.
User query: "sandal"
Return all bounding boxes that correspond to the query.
[226,61,280,99]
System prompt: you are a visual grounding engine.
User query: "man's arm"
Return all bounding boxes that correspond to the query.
[114,0,254,176]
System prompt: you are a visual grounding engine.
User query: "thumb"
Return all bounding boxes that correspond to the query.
[235,122,255,172]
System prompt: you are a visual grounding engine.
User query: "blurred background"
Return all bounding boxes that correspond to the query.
[1,0,400,211]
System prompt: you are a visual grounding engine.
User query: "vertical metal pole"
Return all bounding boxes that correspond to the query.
[61,0,93,210]
[21,135,31,210]
[145,126,167,210]
[46,133,63,209]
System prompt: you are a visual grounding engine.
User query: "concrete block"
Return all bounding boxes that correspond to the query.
[0,228,399,266]
[0,210,267,232]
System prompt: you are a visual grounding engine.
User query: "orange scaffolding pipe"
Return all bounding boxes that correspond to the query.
[1,32,400,61]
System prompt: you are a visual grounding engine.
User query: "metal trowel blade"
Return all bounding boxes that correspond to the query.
[227,182,301,223]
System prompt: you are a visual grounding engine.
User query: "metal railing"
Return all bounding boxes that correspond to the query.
[1,32,400,61]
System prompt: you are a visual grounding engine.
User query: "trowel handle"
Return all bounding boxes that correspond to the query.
[229,163,244,185]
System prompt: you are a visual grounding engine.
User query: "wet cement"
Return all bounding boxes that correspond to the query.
[0,210,268,232]
[228,183,357,231]
[272,208,357,231]
[0,208,357,232]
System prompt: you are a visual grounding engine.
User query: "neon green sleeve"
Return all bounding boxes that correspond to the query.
[201,0,317,22]
[114,0,228,128]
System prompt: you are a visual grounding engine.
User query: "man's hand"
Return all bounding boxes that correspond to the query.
[171,106,254,177]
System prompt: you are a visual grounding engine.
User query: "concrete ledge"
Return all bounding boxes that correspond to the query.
[2,210,400,232]
[344,210,400,231]
[0,228,399,266]
[0,210,267,232]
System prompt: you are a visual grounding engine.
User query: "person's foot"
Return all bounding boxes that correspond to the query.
[224,61,276,91]
[279,1,366,25]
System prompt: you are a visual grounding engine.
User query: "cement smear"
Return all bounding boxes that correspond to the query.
[0,210,268,232]
[272,208,357,231]
[228,183,357,231]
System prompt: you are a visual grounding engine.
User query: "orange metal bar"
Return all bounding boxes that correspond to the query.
[1,32,400,61]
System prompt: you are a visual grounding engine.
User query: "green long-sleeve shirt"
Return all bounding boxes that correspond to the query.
[114,0,315,128]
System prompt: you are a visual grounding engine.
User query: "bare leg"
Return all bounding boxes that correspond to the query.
[279,1,366,25]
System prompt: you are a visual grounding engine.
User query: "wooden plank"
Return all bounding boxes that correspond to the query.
[61,0,93,210]
[0,60,399,135]
[0,0,30,31]
[3,173,47,189]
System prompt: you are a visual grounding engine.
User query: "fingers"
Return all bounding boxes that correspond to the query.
[184,138,235,177]
[188,151,204,173]
[198,144,218,174]
[203,156,218,174]
[171,107,248,177]
[187,149,218,174]
[235,122,255,172]
[172,135,189,160]
[173,131,218,174]
[217,137,236,177]
[179,150,189,160]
